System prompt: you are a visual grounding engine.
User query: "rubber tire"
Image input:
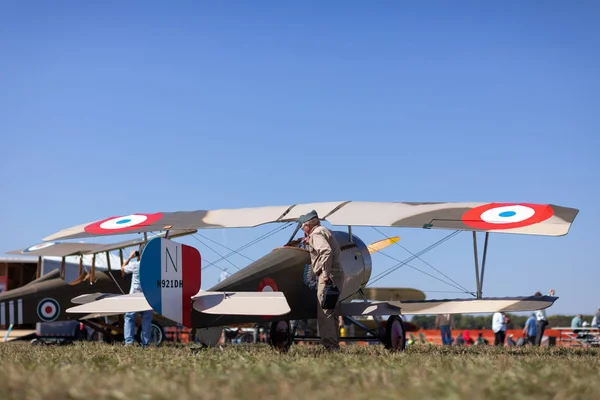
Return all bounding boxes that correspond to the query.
[268,320,292,352]
[383,315,406,352]
[103,321,124,344]
[136,321,165,346]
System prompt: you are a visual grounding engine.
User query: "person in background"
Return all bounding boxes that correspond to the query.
[571,314,583,335]
[492,311,507,346]
[534,288,554,346]
[435,313,453,345]
[121,249,153,347]
[476,332,489,345]
[523,313,537,345]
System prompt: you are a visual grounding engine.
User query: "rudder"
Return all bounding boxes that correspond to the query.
[139,237,201,328]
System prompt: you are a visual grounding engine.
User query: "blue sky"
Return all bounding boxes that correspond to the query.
[1,1,598,316]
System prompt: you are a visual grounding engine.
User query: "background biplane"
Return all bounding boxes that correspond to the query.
[1,230,196,344]
[49,200,577,351]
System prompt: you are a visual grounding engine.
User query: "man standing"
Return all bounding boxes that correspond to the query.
[523,313,537,345]
[435,313,453,345]
[534,289,554,346]
[121,249,153,347]
[298,210,345,351]
[492,311,507,346]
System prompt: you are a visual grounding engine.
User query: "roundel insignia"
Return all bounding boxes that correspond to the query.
[84,213,163,234]
[37,298,60,322]
[462,203,554,230]
[258,278,278,320]
[258,277,278,292]
[23,242,56,253]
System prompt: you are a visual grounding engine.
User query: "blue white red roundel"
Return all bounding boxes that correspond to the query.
[84,213,163,234]
[23,242,56,253]
[258,277,278,292]
[462,203,554,230]
[37,298,60,322]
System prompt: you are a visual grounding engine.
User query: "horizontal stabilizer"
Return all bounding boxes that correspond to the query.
[340,301,402,317]
[70,293,115,305]
[79,312,128,320]
[192,291,291,316]
[66,293,151,314]
[399,296,558,315]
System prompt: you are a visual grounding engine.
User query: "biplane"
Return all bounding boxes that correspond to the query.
[42,200,576,351]
[0,230,196,344]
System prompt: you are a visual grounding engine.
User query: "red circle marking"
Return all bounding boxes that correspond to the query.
[258,277,278,292]
[258,278,278,320]
[45,306,52,314]
[84,213,163,234]
[462,203,553,230]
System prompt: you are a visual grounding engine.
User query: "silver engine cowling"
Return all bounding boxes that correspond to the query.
[330,230,373,300]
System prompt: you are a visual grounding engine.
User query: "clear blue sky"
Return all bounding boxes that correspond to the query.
[1,1,598,316]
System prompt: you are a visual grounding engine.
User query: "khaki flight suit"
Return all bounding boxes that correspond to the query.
[308,225,345,349]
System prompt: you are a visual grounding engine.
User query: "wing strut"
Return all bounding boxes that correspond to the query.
[472,232,490,299]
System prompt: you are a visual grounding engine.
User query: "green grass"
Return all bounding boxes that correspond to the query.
[1,342,599,399]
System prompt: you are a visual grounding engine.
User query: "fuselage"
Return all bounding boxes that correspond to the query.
[0,269,132,326]
[191,230,372,328]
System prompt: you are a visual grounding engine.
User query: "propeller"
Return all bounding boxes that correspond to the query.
[366,236,399,254]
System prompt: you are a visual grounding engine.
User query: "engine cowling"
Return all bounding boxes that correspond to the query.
[330,230,372,299]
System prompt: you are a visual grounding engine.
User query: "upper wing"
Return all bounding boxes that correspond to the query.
[43,201,579,241]
[8,229,197,257]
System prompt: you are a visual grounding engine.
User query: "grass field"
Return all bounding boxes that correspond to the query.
[1,342,599,400]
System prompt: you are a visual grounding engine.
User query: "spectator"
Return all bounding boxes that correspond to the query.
[523,313,537,345]
[492,311,507,346]
[534,289,554,346]
[435,313,453,345]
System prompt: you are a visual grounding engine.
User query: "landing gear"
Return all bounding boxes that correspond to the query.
[268,320,292,352]
[382,315,406,352]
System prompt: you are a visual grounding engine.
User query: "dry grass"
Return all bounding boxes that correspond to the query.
[1,342,599,400]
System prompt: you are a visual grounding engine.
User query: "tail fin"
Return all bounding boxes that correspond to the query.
[139,237,201,328]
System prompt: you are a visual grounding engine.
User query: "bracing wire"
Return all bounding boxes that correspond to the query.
[367,230,464,289]
[373,249,473,294]
[200,222,294,271]
[371,226,472,294]
[194,232,255,263]
[190,235,241,271]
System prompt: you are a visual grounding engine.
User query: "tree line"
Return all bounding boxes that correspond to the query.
[410,314,595,330]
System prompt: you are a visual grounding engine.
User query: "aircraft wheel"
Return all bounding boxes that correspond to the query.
[383,315,406,352]
[136,321,165,346]
[269,320,292,352]
[103,321,123,344]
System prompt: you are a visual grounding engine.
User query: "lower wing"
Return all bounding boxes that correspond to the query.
[341,296,557,316]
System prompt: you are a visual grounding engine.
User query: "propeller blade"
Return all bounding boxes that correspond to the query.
[367,236,399,254]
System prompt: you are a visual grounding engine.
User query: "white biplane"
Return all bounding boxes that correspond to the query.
[41,200,577,351]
